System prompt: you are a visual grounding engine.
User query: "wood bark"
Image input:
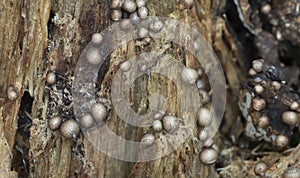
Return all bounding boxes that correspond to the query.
[0,0,244,177]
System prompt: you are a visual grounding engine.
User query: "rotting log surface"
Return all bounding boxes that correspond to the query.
[0,0,244,177]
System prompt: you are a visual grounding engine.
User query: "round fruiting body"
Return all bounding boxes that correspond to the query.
[254,162,268,176]
[80,113,95,128]
[111,9,122,21]
[162,115,179,133]
[153,110,165,120]
[48,116,62,130]
[275,134,289,148]
[181,67,198,84]
[7,87,18,101]
[46,72,56,85]
[129,12,140,25]
[86,48,102,65]
[194,41,200,53]
[199,148,218,165]
[152,120,163,132]
[60,119,80,139]
[91,33,103,44]
[198,129,209,141]
[149,20,163,33]
[197,108,212,127]
[252,98,266,111]
[203,138,214,148]
[283,167,300,178]
[120,19,133,31]
[258,116,269,128]
[111,0,124,9]
[91,103,108,123]
[271,81,281,90]
[290,101,299,111]
[282,111,298,126]
[141,133,155,147]
[120,60,131,72]
[138,6,148,19]
[137,27,149,38]
[248,68,257,76]
[252,59,264,72]
[199,89,210,104]
[196,79,205,90]
[123,0,137,13]
[254,85,264,94]
[136,0,146,8]
[261,4,271,14]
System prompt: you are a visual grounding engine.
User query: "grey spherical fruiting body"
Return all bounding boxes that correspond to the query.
[181,67,198,84]
[290,101,299,111]
[197,108,212,127]
[149,20,163,33]
[123,0,137,13]
[153,110,165,120]
[252,59,264,72]
[199,148,218,165]
[7,87,18,101]
[120,19,133,31]
[48,116,62,130]
[198,129,208,141]
[254,162,268,176]
[162,115,179,133]
[120,60,131,72]
[194,41,200,53]
[282,111,299,126]
[91,103,108,123]
[46,72,56,85]
[80,113,95,128]
[152,120,163,132]
[182,0,194,9]
[91,33,103,44]
[283,167,300,178]
[252,98,266,111]
[141,133,155,147]
[258,116,269,128]
[60,119,80,139]
[138,6,148,19]
[261,4,271,14]
[137,27,149,38]
[196,79,205,90]
[275,134,289,148]
[129,12,140,25]
[142,37,151,45]
[111,9,122,21]
[135,0,146,8]
[203,138,214,148]
[86,48,102,65]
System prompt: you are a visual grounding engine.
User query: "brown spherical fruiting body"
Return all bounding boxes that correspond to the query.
[275,134,289,148]
[254,162,268,176]
[138,6,148,19]
[182,0,194,9]
[283,167,300,178]
[252,59,264,73]
[282,111,299,126]
[137,27,149,38]
[252,98,266,111]
[152,120,163,132]
[198,129,208,141]
[91,33,103,44]
[60,119,80,139]
[111,0,124,9]
[290,101,299,111]
[248,68,257,76]
[181,67,198,84]
[129,12,140,25]
[91,103,108,123]
[136,0,146,8]
[111,9,122,21]
[46,72,56,85]
[199,148,218,165]
[197,108,212,127]
[120,19,133,31]
[120,60,131,72]
[162,115,179,133]
[199,89,210,104]
[258,116,269,128]
[86,48,102,65]
[122,0,137,13]
[48,116,62,130]
[79,113,94,128]
[149,20,163,33]
[7,87,18,101]
[254,85,264,94]
[141,133,155,147]
[261,4,271,14]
